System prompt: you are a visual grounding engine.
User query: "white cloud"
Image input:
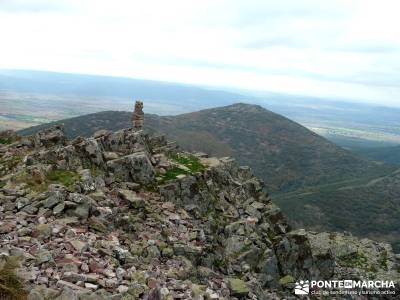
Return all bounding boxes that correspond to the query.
[0,0,399,106]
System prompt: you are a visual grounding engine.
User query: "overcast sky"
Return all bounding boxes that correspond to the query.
[0,0,399,106]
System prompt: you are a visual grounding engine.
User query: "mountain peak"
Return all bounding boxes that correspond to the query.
[17,105,400,254]
[226,102,263,109]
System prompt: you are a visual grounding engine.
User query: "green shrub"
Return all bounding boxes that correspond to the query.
[0,138,11,145]
[213,258,226,269]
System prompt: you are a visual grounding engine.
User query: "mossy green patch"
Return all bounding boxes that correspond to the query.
[279,275,295,286]
[227,278,249,297]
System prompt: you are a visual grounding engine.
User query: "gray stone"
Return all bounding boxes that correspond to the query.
[73,203,90,219]
[146,245,161,260]
[62,271,87,283]
[16,197,29,210]
[85,282,98,290]
[35,224,52,239]
[103,152,119,161]
[44,191,65,209]
[118,189,145,209]
[83,138,104,166]
[70,240,88,253]
[21,203,39,214]
[53,201,65,215]
[36,250,53,265]
[106,152,155,184]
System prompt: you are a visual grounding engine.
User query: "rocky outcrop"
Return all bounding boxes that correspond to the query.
[0,126,398,299]
[107,152,155,184]
[32,125,67,148]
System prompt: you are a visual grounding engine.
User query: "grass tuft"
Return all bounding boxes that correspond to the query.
[157,153,205,184]
[0,257,28,300]
[169,153,205,173]
[0,156,23,175]
[15,169,80,192]
[338,252,370,271]
[378,251,388,271]
[46,169,80,187]
[0,138,13,145]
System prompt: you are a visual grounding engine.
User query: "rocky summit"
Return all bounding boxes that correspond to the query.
[0,126,399,300]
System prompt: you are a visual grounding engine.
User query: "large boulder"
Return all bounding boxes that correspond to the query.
[99,129,147,154]
[32,125,66,148]
[308,231,399,281]
[106,152,155,185]
[74,138,104,166]
[275,229,322,280]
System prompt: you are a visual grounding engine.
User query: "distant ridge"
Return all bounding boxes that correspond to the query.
[354,145,400,166]
[19,103,386,192]
[19,103,400,250]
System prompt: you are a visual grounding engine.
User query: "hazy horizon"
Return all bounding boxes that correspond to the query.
[2,68,400,110]
[1,0,400,107]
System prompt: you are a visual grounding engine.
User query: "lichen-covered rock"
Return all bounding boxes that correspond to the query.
[44,190,66,209]
[308,231,399,281]
[227,278,249,297]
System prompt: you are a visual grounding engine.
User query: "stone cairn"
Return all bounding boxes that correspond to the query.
[132,100,144,130]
